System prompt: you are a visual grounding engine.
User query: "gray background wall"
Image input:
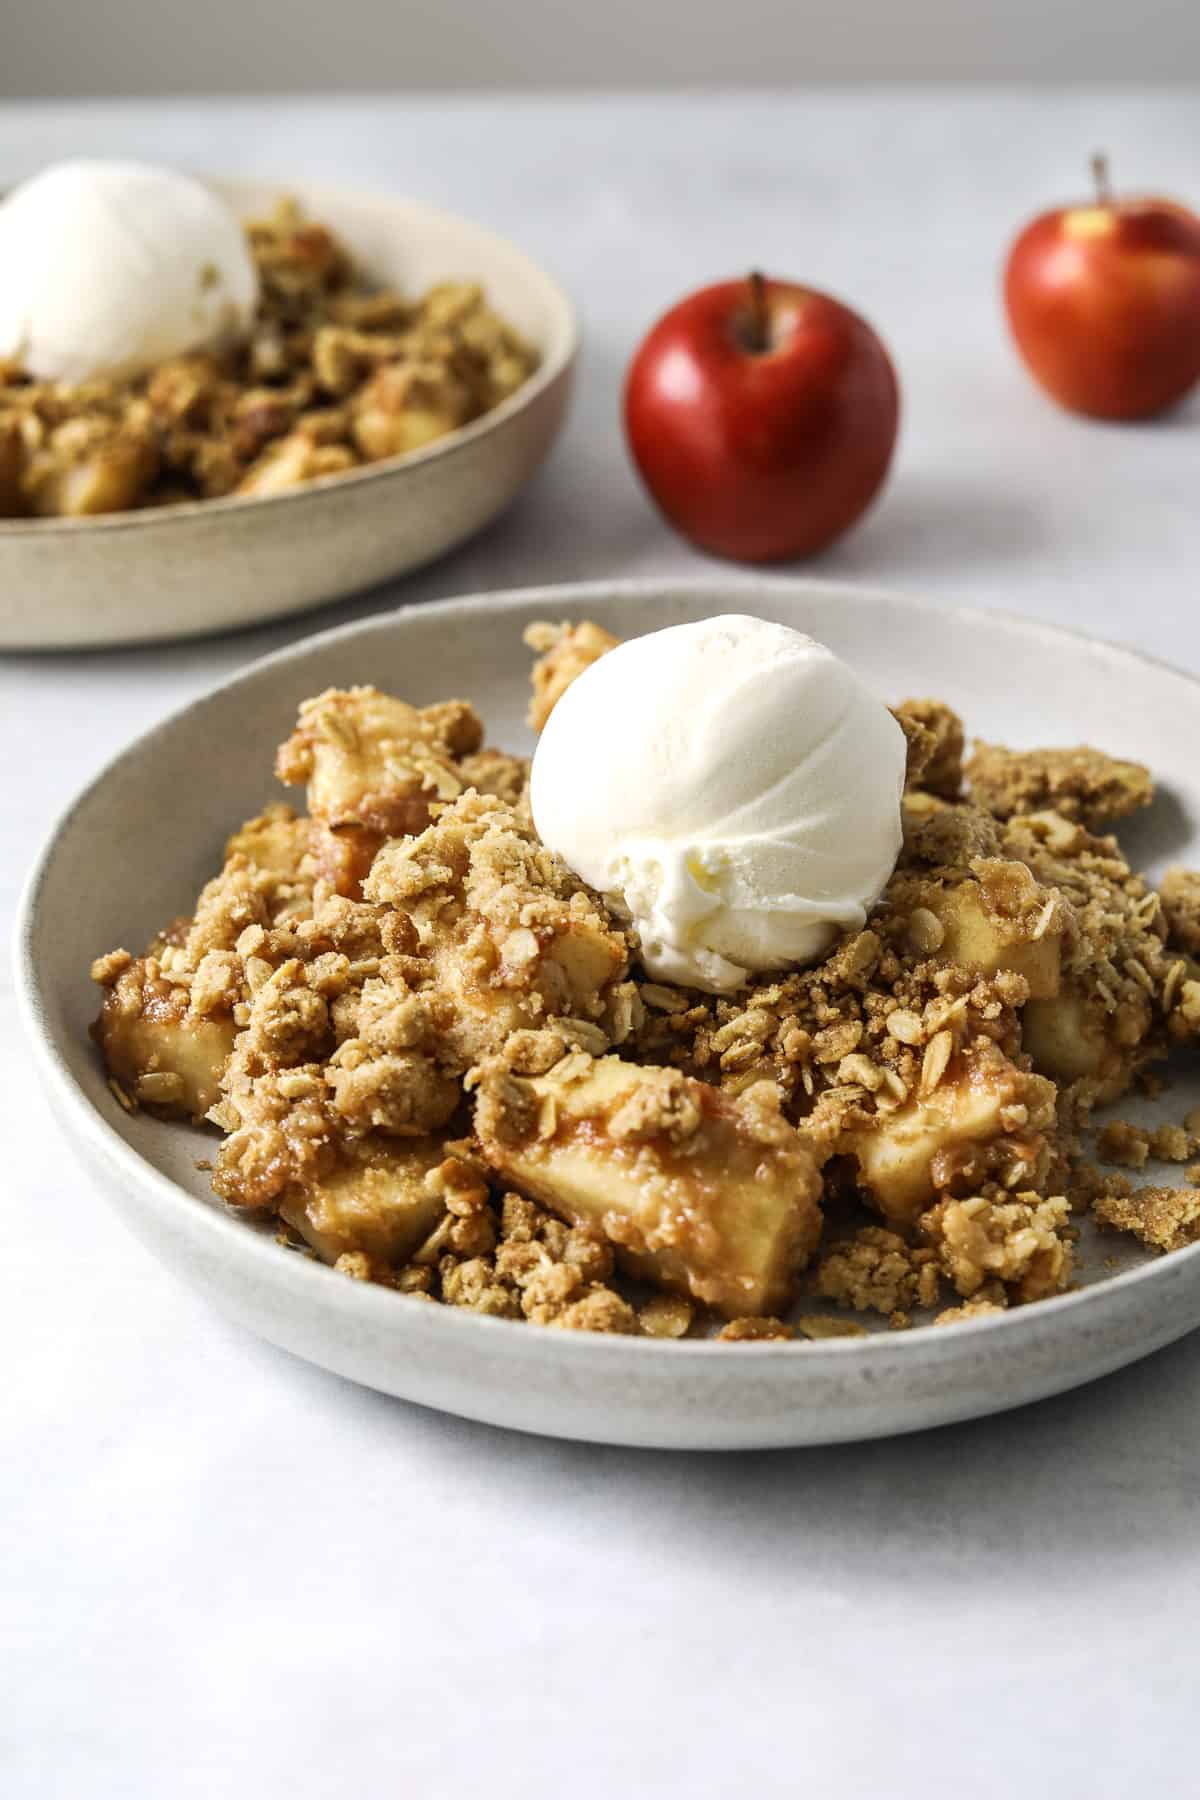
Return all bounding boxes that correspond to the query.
[4,0,1200,96]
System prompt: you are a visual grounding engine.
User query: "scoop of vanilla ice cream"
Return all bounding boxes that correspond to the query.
[0,160,259,384]
[530,614,907,995]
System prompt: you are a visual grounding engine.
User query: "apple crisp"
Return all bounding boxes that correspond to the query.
[90,621,1200,1340]
[0,199,538,518]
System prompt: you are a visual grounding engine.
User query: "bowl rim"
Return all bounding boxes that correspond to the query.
[0,175,580,541]
[15,573,1200,1364]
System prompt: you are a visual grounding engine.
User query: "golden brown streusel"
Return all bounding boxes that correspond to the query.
[1098,1121,1152,1169]
[933,1298,1007,1327]
[1150,1124,1195,1162]
[523,619,620,731]
[811,1227,941,1316]
[363,789,635,1069]
[966,742,1153,830]
[1092,1186,1200,1254]
[894,698,965,799]
[456,748,532,818]
[1158,868,1200,955]
[432,1190,636,1332]
[1001,810,1187,1110]
[919,1191,1074,1302]
[1066,1161,1134,1215]
[794,1317,869,1340]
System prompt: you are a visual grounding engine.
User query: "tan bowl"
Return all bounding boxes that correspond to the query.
[0,178,578,649]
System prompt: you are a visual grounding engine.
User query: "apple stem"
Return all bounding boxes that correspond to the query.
[746,270,769,353]
[1091,152,1113,205]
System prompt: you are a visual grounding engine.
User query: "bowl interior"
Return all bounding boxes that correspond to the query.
[23,577,1200,1314]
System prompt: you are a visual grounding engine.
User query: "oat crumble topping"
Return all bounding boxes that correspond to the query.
[933,1298,1007,1327]
[893,697,965,800]
[965,742,1153,830]
[1092,1187,1200,1254]
[524,620,620,732]
[1159,868,1200,956]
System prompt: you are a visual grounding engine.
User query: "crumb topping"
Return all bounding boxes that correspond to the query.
[894,697,965,799]
[965,742,1153,830]
[1092,1186,1200,1254]
[524,619,620,731]
[1159,867,1200,955]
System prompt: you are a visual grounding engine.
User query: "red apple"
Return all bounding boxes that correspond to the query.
[623,273,899,563]
[1004,155,1200,420]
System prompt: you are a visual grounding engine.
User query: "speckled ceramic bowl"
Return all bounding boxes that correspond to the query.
[0,180,577,650]
[17,579,1200,1447]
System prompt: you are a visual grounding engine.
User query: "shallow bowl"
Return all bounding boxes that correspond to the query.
[16,577,1200,1447]
[0,179,577,649]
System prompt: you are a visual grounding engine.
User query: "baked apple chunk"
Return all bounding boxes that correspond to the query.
[275,685,484,897]
[1022,984,1144,1102]
[843,1040,1056,1226]
[275,685,481,834]
[474,1050,824,1317]
[277,1137,450,1266]
[1003,811,1173,1103]
[92,958,237,1120]
[90,828,317,1120]
[921,863,1065,1001]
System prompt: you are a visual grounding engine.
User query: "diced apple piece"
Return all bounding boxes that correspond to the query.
[475,1054,824,1318]
[235,432,355,498]
[844,1041,1052,1226]
[29,436,158,517]
[278,1139,448,1265]
[274,685,475,837]
[538,920,629,1012]
[924,881,1062,999]
[307,822,384,900]
[1022,983,1145,1104]
[1023,991,1108,1083]
[94,963,236,1120]
[351,362,475,461]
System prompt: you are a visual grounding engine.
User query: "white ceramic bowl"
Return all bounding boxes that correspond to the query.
[17,578,1200,1448]
[0,179,578,650]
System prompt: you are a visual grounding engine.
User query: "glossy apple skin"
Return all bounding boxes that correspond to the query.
[1005,199,1200,420]
[623,278,899,563]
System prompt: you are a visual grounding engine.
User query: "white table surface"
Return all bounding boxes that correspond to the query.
[4,90,1200,1799]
